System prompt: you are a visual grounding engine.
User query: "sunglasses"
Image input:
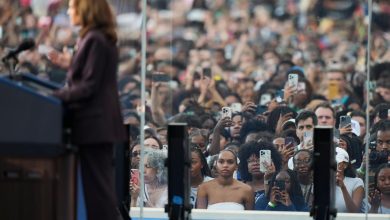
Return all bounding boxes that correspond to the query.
[132,151,141,157]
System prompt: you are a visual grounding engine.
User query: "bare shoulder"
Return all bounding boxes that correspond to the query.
[199,179,217,190]
[234,180,253,193]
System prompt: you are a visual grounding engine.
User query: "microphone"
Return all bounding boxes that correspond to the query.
[2,39,36,62]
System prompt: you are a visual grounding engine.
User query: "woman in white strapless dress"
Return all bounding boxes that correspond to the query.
[207,202,245,210]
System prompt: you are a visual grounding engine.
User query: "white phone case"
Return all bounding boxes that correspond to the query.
[222,107,232,119]
[259,150,271,173]
[288,73,299,91]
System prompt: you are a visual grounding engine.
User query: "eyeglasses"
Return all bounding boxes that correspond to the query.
[293,158,311,165]
[132,151,141,157]
[247,159,259,164]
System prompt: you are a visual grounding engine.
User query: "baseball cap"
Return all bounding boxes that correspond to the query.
[335,147,349,164]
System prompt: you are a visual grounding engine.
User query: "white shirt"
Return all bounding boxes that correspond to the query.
[335,177,364,212]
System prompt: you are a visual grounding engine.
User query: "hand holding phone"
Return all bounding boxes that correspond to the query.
[231,103,242,112]
[203,67,211,78]
[152,72,170,82]
[275,180,285,191]
[339,115,351,128]
[303,131,313,150]
[259,150,271,173]
[284,137,296,149]
[221,107,232,119]
[328,81,340,100]
[288,73,299,92]
[131,169,140,186]
[260,93,272,106]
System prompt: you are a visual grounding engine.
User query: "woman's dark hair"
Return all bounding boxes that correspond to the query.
[74,0,118,43]
[224,141,241,153]
[266,106,297,133]
[199,113,217,129]
[280,129,300,145]
[343,161,357,178]
[224,92,243,104]
[266,169,306,209]
[340,134,363,168]
[143,134,163,150]
[374,163,390,188]
[238,141,282,182]
[191,146,211,177]
[239,119,268,142]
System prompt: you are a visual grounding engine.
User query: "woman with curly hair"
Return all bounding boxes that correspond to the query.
[238,141,282,203]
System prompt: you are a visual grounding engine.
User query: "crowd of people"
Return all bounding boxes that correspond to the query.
[2,0,390,215]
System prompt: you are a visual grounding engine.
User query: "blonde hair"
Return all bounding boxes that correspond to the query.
[73,0,117,43]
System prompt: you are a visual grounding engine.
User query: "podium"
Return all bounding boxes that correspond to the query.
[0,73,76,220]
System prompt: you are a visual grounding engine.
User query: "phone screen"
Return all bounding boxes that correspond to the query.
[275,180,285,191]
[203,67,211,77]
[152,72,170,82]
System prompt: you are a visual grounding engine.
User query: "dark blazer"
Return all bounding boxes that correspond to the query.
[54,29,126,145]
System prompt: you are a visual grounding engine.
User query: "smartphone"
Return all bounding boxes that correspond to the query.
[38,44,53,55]
[285,137,296,149]
[256,105,267,115]
[288,73,299,91]
[260,93,272,106]
[303,131,313,147]
[275,90,284,103]
[339,115,352,128]
[275,180,285,191]
[221,107,232,119]
[203,67,211,78]
[152,72,170,82]
[230,103,242,112]
[328,81,339,100]
[131,169,140,186]
[259,149,271,173]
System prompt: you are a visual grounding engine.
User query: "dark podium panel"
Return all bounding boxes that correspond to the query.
[311,126,337,220]
[165,123,191,220]
[0,73,64,156]
[0,73,76,220]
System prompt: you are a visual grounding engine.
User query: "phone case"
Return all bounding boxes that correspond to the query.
[303,131,313,146]
[131,169,140,186]
[328,81,339,100]
[231,103,242,112]
[259,150,271,173]
[339,115,351,128]
[222,107,232,119]
[260,94,272,106]
[285,137,295,148]
[288,74,299,90]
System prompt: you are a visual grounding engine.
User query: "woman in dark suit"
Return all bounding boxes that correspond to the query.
[49,0,126,219]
